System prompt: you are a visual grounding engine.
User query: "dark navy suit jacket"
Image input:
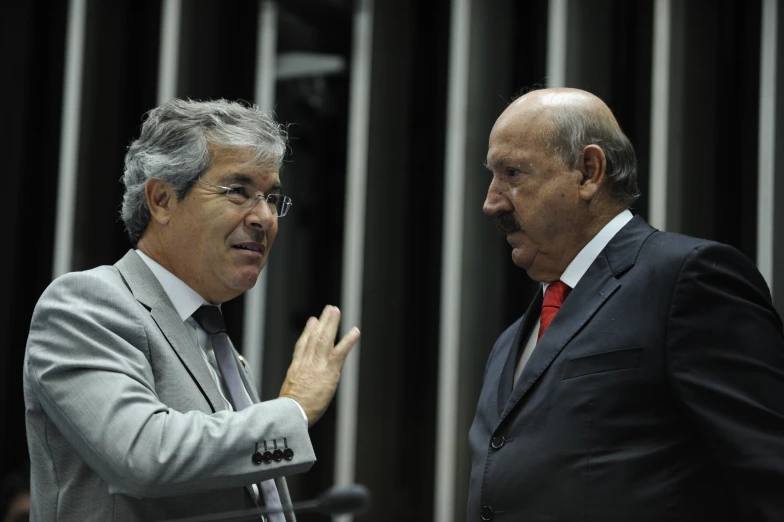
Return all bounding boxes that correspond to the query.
[468,216,784,521]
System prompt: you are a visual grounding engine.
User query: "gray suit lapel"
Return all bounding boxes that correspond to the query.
[115,250,227,413]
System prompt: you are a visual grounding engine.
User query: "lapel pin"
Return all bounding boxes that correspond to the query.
[237,355,247,368]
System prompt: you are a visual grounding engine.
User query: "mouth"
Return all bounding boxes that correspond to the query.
[232,243,266,255]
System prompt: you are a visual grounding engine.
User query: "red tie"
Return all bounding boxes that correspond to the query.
[538,281,571,341]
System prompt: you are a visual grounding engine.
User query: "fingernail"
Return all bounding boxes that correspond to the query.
[307,317,318,327]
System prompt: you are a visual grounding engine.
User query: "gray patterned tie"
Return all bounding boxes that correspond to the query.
[191,305,285,522]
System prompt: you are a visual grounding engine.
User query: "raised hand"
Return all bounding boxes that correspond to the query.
[279,305,360,427]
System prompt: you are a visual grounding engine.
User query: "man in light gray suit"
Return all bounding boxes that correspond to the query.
[23,99,360,521]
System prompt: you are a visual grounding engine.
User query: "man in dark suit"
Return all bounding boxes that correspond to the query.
[468,87,784,521]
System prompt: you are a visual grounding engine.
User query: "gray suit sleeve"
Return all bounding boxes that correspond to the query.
[25,269,315,499]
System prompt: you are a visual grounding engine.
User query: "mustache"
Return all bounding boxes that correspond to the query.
[238,229,267,245]
[491,212,523,235]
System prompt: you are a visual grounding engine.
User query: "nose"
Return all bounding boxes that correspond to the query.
[244,197,276,230]
[483,176,511,215]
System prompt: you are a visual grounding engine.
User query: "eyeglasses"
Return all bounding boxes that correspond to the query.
[196,179,292,217]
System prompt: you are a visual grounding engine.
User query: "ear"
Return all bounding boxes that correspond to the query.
[577,144,606,202]
[145,178,176,226]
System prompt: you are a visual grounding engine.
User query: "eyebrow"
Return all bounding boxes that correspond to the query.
[485,155,531,172]
[484,158,507,171]
[220,173,283,193]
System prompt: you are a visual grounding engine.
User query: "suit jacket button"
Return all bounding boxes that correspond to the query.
[283,448,294,461]
[480,505,494,520]
[490,435,505,450]
[263,451,273,464]
[252,451,263,465]
[273,449,284,462]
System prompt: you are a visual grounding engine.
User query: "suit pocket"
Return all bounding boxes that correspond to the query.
[560,347,642,380]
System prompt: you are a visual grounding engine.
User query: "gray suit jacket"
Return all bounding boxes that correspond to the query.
[24,250,316,521]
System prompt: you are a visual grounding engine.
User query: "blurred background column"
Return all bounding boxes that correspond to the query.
[757,0,784,307]
[52,0,86,278]
[334,1,372,521]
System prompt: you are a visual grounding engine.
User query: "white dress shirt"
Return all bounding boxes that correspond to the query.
[513,210,634,384]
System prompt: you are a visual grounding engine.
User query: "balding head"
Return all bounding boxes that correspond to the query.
[484,87,639,281]
[497,88,640,207]
[505,88,612,117]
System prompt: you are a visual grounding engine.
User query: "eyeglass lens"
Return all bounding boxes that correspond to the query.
[225,189,290,217]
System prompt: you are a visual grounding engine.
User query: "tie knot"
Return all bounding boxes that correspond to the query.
[543,281,571,309]
[191,305,227,335]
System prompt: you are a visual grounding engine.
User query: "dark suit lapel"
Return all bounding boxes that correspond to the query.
[496,288,543,415]
[500,255,620,421]
[498,216,657,422]
[115,250,227,413]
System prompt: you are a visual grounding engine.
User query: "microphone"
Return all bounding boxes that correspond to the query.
[164,484,372,521]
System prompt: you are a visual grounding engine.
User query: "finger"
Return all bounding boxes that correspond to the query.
[311,305,341,352]
[292,316,318,361]
[310,305,333,341]
[322,305,342,342]
[332,326,360,359]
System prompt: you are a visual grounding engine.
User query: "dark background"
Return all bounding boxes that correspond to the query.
[3,0,782,520]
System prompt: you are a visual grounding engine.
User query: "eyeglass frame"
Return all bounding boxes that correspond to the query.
[195,178,293,217]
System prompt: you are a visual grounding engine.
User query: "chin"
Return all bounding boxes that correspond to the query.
[511,248,535,271]
[225,270,262,295]
[238,275,261,291]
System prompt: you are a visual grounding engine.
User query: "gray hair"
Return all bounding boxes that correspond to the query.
[547,104,640,207]
[121,98,288,245]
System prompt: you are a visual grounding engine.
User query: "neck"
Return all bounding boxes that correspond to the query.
[584,196,626,236]
[545,204,627,283]
[136,234,173,274]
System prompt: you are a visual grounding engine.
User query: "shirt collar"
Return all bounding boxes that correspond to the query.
[135,249,209,321]
[545,209,633,293]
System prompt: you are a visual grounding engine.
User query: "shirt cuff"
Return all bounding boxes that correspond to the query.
[283,397,308,424]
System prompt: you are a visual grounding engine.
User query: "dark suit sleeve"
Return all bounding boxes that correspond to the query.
[666,242,784,520]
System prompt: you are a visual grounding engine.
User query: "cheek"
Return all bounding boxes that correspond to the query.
[263,221,279,247]
[509,186,539,212]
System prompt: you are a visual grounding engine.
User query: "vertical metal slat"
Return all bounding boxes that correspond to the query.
[53,0,87,278]
[649,0,672,231]
[334,2,374,521]
[434,0,471,519]
[757,0,778,293]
